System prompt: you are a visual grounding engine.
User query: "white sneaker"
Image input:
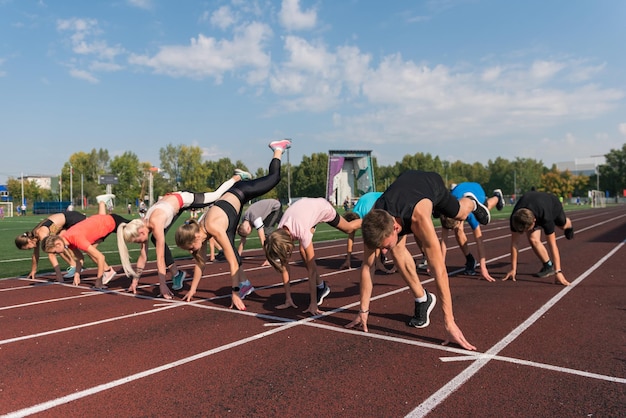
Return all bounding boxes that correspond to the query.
[102,268,117,285]
[96,194,116,210]
[234,169,252,180]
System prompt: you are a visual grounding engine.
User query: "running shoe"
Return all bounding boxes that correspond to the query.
[172,270,186,291]
[417,258,428,270]
[102,268,117,285]
[269,138,292,152]
[316,283,331,306]
[239,280,255,300]
[564,227,574,240]
[408,290,437,328]
[493,189,505,211]
[234,169,252,180]
[96,193,116,211]
[215,250,226,262]
[63,266,78,279]
[463,192,490,225]
[464,253,477,275]
[534,264,556,278]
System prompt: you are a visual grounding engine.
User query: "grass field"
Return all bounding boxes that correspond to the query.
[1,203,519,280]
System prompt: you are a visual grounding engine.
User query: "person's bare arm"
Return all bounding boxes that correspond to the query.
[503,232,521,281]
[345,245,376,332]
[473,227,495,282]
[413,201,476,350]
[340,232,356,270]
[182,241,207,302]
[301,243,322,315]
[545,233,570,285]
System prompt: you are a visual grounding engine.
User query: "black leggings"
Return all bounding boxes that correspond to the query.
[226,158,281,205]
[217,157,282,266]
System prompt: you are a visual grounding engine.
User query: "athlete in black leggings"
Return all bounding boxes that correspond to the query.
[175,139,291,308]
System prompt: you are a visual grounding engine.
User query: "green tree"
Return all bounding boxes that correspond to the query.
[178,145,211,192]
[63,151,104,203]
[600,143,626,196]
[109,152,143,204]
[511,158,545,195]
[159,144,183,191]
[205,157,238,191]
[486,157,513,196]
[292,153,328,197]
[6,177,50,210]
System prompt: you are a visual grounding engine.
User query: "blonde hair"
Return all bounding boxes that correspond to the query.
[42,235,76,263]
[175,218,206,268]
[361,209,394,249]
[264,228,293,272]
[117,219,146,278]
[511,208,535,233]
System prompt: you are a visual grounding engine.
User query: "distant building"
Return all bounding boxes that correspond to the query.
[20,175,53,190]
[556,156,606,176]
[0,185,9,201]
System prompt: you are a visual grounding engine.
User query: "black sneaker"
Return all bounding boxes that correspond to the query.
[464,253,477,275]
[316,283,330,305]
[534,264,556,278]
[564,227,574,240]
[493,189,505,211]
[463,192,490,225]
[215,250,226,262]
[408,290,437,328]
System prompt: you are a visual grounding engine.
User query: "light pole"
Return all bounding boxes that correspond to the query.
[286,139,292,205]
[69,164,73,205]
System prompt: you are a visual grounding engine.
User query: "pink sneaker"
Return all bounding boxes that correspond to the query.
[268,139,292,152]
[102,268,117,285]
[239,280,255,300]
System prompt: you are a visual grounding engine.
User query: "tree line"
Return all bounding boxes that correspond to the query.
[6,143,626,209]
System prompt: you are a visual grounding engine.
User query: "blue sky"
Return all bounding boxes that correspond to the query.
[1,0,625,185]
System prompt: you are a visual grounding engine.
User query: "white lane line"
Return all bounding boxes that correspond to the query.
[1,214,622,416]
[439,355,626,384]
[0,303,182,345]
[405,238,626,418]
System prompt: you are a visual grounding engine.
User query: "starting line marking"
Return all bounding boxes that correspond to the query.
[406,237,626,418]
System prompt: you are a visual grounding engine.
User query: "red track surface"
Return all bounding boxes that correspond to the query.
[1,206,625,417]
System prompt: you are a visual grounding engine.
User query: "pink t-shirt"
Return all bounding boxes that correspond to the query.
[278,198,337,249]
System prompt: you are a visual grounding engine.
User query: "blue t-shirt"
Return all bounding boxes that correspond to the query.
[450,182,486,230]
[352,192,383,218]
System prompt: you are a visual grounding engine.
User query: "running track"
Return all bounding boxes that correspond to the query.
[1,206,624,417]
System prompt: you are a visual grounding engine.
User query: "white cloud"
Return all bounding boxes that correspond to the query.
[0,57,5,77]
[129,22,272,82]
[69,68,99,83]
[269,38,371,112]
[619,123,626,136]
[279,0,317,31]
[209,6,237,30]
[56,18,125,81]
[301,54,624,164]
[530,60,565,80]
[127,0,153,10]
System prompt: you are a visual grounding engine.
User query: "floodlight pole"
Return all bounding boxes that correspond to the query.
[70,164,73,205]
[286,139,292,205]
